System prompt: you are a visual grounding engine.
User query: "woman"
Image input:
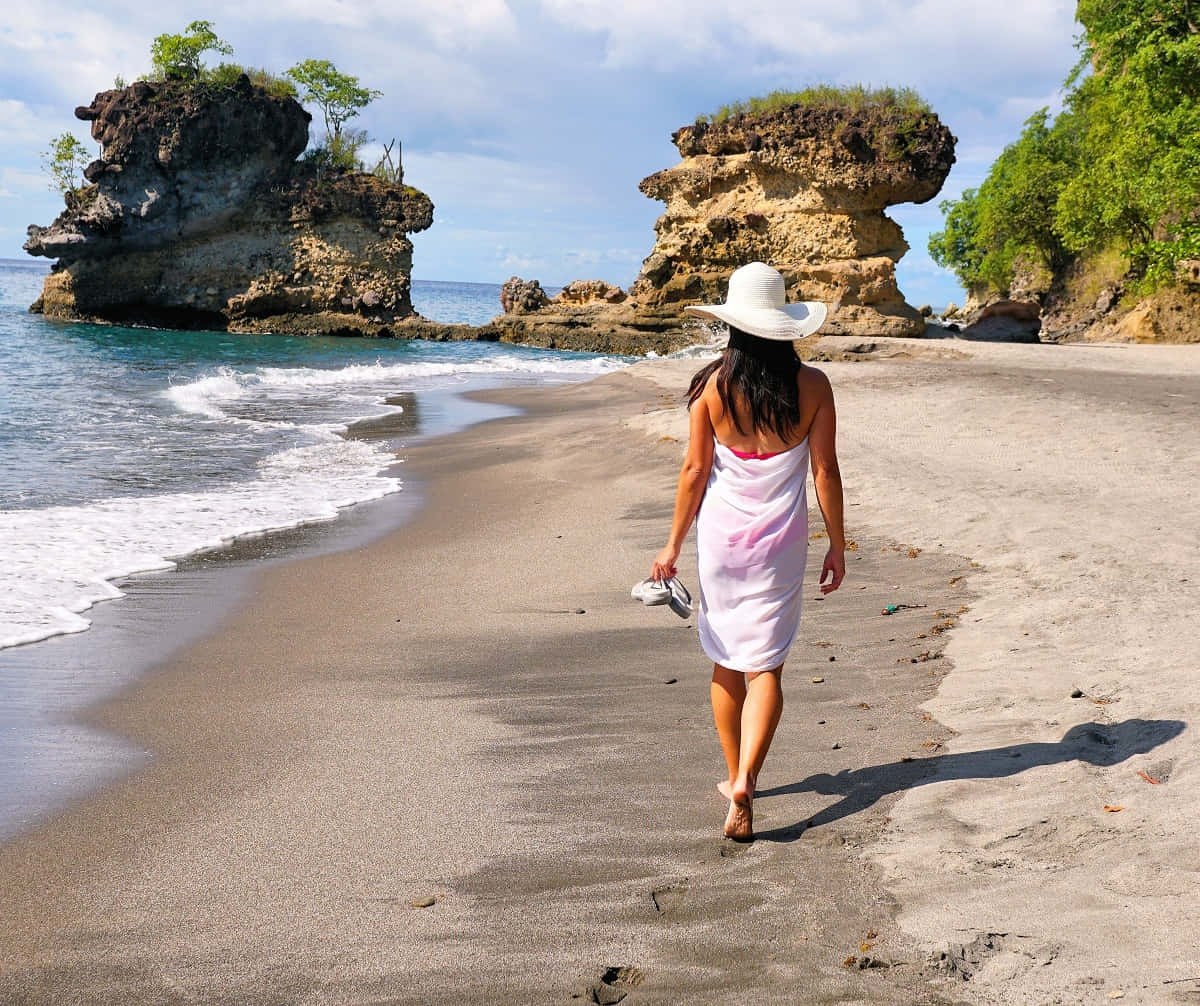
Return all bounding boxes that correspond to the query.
[650,262,846,842]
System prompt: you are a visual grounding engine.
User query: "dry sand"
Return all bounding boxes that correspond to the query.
[1,337,1197,1004]
[821,337,1200,1005]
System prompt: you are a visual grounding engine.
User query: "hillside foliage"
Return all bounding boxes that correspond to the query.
[930,1,1200,294]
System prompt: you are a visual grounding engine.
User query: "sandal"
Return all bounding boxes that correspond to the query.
[666,577,693,619]
[631,578,671,606]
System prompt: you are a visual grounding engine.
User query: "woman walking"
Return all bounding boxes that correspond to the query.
[650,262,845,841]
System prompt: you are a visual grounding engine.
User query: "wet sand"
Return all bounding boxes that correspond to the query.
[2,339,1197,1004]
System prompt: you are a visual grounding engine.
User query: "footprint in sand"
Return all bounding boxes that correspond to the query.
[650,882,688,915]
[572,966,646,1004]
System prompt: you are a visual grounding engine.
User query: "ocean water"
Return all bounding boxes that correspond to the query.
[0,261,629,652]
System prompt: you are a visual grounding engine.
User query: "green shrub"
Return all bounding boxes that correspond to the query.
[697,84,932,125]
[206,62,298,99]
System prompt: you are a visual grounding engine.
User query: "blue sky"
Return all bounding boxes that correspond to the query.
[0,1,1080,310]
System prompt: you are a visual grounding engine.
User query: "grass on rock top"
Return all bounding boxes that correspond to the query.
[697,85,933,125]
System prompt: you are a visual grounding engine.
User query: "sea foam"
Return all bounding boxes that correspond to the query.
[1,350,628,651]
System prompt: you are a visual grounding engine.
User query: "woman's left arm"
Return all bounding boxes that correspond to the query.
[651,394,715,580]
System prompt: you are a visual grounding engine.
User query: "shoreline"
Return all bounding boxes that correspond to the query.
[0,384,520,841]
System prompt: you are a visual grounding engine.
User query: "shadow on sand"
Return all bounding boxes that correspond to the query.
[755,718,1186,843]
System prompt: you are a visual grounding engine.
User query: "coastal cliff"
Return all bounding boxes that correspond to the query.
[631,102,956,337]
[25,76,433,335]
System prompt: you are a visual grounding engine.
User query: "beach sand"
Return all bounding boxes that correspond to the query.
[1,339,1197,1004]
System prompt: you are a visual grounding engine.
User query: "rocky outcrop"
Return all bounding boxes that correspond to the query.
[485,276,691,354]
[499,276,550,314]
[395,304,696,356]
[554,280,627,306]
[630,104,956,337]
[25,76,432,334]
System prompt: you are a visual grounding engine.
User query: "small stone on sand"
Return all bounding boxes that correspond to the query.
[1070,687,1084,698]
[663,677,678,685]
[811,676,824,683]
[411,896,436,908]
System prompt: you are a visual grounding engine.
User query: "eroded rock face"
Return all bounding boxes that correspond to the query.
[25,76,433,334]
[632,104,956,337]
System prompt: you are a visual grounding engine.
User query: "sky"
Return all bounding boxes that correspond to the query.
[0,1,1081,310]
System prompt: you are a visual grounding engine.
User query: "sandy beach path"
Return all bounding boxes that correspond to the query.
[0,363,975,1005]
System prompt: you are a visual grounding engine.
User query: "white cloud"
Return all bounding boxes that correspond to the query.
[268,0,517,46]
[538,0,1078,87]
[403,151,591,213]
[0,166,50,194]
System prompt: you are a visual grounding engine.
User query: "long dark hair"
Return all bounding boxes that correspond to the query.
[687,326,802,439]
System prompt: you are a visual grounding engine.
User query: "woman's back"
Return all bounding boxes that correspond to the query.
[701,365,826,457]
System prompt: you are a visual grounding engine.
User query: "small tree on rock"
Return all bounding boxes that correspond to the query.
[41,133,92,207]
[150,20,233,80]
[286,59,381,168]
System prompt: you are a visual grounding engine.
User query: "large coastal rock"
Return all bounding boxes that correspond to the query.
[631,104,956,337]
[25,76,432,334]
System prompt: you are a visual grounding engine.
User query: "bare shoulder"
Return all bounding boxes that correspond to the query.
[797,363,833,399]
[699,370,723,409]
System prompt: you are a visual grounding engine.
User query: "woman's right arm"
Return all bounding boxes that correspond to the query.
[651,392,715,581]
[807,371,846,593]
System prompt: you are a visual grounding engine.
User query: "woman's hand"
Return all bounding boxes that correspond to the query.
[819,547,845,594]
[651,545,679,583]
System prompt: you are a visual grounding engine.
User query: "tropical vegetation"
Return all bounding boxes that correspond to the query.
[42,20,394,191]
[929,0,1200,296]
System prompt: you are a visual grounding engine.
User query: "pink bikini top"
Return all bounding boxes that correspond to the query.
[726,446,785,460]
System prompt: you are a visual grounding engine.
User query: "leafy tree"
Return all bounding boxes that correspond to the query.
[931,0,1200,294]
[1057,0,1200,284]
[286,59,381,142]
[928,189,985,287]
[930,111,1076,290]
[41,133,92,207]
[150,20,233,80]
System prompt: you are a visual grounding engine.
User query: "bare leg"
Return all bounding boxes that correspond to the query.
[720,668,783,841]
[710,663,746,799]
[735,667,783,803]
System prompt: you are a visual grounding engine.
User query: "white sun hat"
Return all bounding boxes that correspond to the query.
[684,262,828,340]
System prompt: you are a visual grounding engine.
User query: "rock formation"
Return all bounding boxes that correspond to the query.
[630,104,956,337]
[499,276,550,314]
[554,280,627,306]
[25,76,432,335]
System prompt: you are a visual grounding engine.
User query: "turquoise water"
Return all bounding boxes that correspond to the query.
[0,261,629,649]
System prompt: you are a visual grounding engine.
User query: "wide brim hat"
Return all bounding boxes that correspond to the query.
[683,261,828,340]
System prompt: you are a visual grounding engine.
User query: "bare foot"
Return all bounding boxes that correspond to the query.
[717,779,733,800]
[732,772,756,806]
[723,798,753,842]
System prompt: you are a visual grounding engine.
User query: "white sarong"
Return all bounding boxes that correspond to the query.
[696,438,810,673]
